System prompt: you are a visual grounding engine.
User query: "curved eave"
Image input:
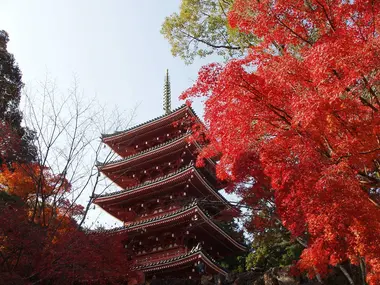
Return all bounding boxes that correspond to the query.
[93,166,227,207]
[136,248,228,276]
[98,133,191,171]
[129,204,247,252]
[102,105,201,143]
[91,202,247,252]
[94,165,194,203]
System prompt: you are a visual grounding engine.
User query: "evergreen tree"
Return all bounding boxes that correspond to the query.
[0,30,36,163]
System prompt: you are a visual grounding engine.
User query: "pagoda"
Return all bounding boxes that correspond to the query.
[93,71,246,284]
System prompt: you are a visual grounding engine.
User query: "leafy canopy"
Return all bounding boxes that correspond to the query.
[246,226,302,271]
[0,163,131,284]
[181,0,380,284]
[161,0,258,64]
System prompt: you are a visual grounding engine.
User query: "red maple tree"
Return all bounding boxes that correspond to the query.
[0,162,131,284]
[181,0,380,283]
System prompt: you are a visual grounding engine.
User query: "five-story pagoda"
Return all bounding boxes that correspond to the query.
[93,71,246,283]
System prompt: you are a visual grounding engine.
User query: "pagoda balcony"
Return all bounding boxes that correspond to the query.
[133,244,229,277]
[126,205,182,225]
[135,246,187,266]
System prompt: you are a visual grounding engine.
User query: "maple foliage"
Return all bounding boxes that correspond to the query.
[181,0,380,283]
[35,227,130,284]
[0,192,45,284]
[0,163,62,200]
[0,162,81,227]
[0,164,131,284]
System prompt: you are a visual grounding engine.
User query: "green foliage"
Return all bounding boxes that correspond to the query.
[214,216,247,272]
[216,218,246,243]
[221,254,246,273]
[246,228,303,271]
[0,30,36,163]
[161,0,258,64]
[0,190,23,205]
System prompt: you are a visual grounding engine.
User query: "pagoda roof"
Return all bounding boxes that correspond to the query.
[97,132,192,170]
[135,244,228,276]
[101,104,199,142]
[90,201,247,252]
[93,164,227,205]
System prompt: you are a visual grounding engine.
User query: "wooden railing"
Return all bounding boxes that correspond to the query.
[135,247,187,265]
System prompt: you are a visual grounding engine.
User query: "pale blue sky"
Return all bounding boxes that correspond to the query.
[1,0,207,119]
[0,0,239,228]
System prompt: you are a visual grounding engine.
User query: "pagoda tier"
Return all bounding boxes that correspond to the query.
[135,245,228,279]
[97,132,220,190]
[94,201,246,253]
[101,105,198,157]
[91,201,246,278]
[94,164,229,222]
[94,101,246,283]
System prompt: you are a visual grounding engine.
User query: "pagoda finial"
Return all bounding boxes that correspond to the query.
[163,69,171,115]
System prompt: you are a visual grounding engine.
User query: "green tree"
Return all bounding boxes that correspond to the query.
[216,218,247,272]
[161,0,258,64]
[246,226,303,271]
[0,30,36,163]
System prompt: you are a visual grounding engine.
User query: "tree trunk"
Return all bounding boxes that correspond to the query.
[338,265,355,285]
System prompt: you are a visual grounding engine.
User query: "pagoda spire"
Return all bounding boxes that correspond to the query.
[163,69,171,115]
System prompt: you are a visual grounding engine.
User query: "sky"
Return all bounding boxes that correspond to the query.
[0,0,239,228]
[1,0,207,114]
